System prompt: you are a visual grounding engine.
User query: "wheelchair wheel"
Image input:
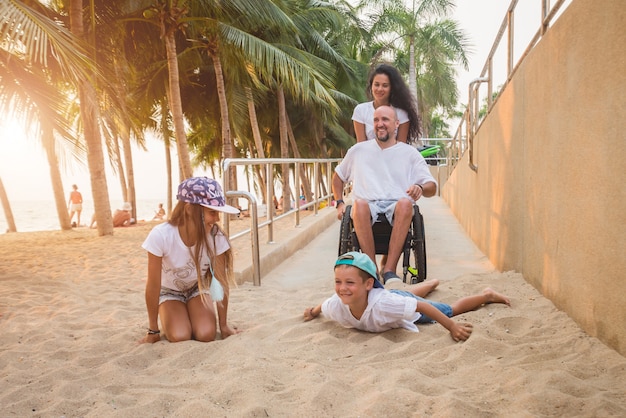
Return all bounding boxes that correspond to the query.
[410,206,427,283]
[338,204,354,256]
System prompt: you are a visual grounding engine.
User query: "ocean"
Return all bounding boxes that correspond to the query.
[0,199,165,233]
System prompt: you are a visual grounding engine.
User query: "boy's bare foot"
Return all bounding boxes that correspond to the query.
[483,288,511,306]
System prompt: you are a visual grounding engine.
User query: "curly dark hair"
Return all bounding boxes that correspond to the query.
[366,64,422,141]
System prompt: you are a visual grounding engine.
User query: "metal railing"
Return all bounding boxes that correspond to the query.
[450,0,572,172]
[222,157,341,285]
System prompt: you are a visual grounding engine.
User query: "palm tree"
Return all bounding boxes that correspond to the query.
[361,0,469,139]
[69,0,115,235]
[141,1,194,179]
[1,0,115,232]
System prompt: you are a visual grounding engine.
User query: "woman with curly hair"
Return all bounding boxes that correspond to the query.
[352,64,421,144]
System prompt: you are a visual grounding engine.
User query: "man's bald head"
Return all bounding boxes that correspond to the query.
[373,105,399,143]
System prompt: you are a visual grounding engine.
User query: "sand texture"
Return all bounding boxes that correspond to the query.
[1,215,625,417]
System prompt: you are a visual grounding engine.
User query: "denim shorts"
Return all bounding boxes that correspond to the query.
[159,284,210,304]
[390,289,453,324]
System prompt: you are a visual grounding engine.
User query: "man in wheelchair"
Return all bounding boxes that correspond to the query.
[332,105,437,284]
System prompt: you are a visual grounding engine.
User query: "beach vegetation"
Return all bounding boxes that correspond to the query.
[0,0,470,234]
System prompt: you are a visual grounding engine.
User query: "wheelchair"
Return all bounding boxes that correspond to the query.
[338,203,427,284]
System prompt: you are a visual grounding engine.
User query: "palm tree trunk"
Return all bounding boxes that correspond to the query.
[160,100,173,214]
[277,86,291,211]
[70,0,113,236]
[245,87,267,203]
[164,30,193,179]
[42,121,72,230]
[0,177,17,233]
[113,58,136,220]
[409,35,423,146]
[113,136,128,203]
[210,48,236,194]
[286,115,312,202]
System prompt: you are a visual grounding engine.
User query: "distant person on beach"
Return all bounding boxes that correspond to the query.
[112,202,133,227]
[67,184,83,227]
[140,177,241,344]
[152,203,166,221]
[303,252,510,342]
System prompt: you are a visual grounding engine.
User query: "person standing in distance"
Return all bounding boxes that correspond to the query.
[67,184,83,227]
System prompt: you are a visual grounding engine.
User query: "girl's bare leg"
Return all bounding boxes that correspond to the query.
[450,288,511,316]
[187,296,218,342]
[159,300,193,342]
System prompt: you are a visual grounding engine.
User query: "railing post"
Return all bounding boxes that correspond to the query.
[222,159,232,235]
[468,77,489,172]
[225,190,261,286]
[265,162,274,243]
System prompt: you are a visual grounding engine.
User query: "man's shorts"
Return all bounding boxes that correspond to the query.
[360,200,398,225]
[390,289,453,324]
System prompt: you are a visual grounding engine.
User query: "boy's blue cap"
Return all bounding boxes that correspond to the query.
[335,252,384,288]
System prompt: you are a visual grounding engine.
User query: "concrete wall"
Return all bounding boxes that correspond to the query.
[442,0,626,355]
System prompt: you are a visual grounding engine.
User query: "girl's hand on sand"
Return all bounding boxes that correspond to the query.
[220,325,240,339]
[139,333,161,344]
[450,322,473,342]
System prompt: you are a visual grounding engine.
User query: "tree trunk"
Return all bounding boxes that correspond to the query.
[113,57,136,219]
[70,0,113,236]
[0,177,17,233]
[161,99,173,215]
[42,121,72,230]
[164,30,193,179]
[408,34,423,146]
[286,115,312,202]
[113,136,128,203]
[314,119,329,197]
[210,47,236,194]
[277,86,291,211]
[245,87,267,203]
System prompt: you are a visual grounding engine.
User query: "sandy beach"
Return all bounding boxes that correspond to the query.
[1,212,625,417]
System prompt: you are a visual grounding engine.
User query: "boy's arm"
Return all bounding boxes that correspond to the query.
[303,304,323,321]
[416,302,473,342]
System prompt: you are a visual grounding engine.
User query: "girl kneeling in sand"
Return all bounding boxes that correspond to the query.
[140,177,240,343]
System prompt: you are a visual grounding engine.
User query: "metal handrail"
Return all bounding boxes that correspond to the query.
[451,0,572,172]
[225,190,261,286]
[222,157,341,284]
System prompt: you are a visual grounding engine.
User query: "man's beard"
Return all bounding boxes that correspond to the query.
[377,131,390,142]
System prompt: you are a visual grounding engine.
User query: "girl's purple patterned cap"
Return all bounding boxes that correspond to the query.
[176,177,240,214]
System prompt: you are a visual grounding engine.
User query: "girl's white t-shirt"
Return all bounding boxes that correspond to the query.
[142,222,229,292]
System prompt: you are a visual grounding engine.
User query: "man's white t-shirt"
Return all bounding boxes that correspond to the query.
[321,288,422,332]
[142,222,229,292]
[352,101,409,141]
[334,139,437,201]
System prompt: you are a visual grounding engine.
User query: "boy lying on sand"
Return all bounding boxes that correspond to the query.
[304,252,510,341]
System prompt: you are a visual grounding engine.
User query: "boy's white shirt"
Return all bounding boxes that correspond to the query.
[321,288,422,332]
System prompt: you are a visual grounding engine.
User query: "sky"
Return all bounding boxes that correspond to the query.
[0,0,562,203]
